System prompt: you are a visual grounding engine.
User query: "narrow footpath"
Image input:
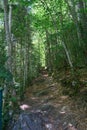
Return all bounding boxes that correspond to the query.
[8,71,87,130]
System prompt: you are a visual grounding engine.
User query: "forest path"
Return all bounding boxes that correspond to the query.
[19,72,78,130]
[11,71,87,130]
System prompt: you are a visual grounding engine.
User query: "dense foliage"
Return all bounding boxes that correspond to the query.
[0,0,87,129]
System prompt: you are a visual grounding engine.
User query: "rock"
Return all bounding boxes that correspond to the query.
[10,112,49,130]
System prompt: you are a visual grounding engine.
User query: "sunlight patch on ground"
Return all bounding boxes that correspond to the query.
[20,104,31,110]
[60,96,68,100]
[31,97,38,100]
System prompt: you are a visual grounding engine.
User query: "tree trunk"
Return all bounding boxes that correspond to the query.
[62,41,73,68]
[45,30,53,72]
[77,0,87,46]
[3,0,12,72]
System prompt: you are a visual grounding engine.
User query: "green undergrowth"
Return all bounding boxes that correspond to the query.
[53,68,87,98]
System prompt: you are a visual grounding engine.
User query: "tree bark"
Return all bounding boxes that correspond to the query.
[3,0,12,72]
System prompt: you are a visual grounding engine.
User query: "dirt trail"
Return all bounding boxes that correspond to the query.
[9,72,87,130]
[17,72,86,130]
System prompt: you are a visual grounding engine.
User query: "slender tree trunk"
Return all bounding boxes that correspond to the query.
[45,30,52,72]
[62,42,73,68]
[23,42,28,87]
[9,5,12,37]
[3,0,12,93]
[3,0,12,72]
[78,0,87,45]
[23,16,31,86]
[19,41,24,98]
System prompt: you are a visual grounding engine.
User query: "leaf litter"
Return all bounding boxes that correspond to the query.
[9,72,87,130]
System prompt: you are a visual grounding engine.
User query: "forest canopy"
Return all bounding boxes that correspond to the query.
[0,0,87,129]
